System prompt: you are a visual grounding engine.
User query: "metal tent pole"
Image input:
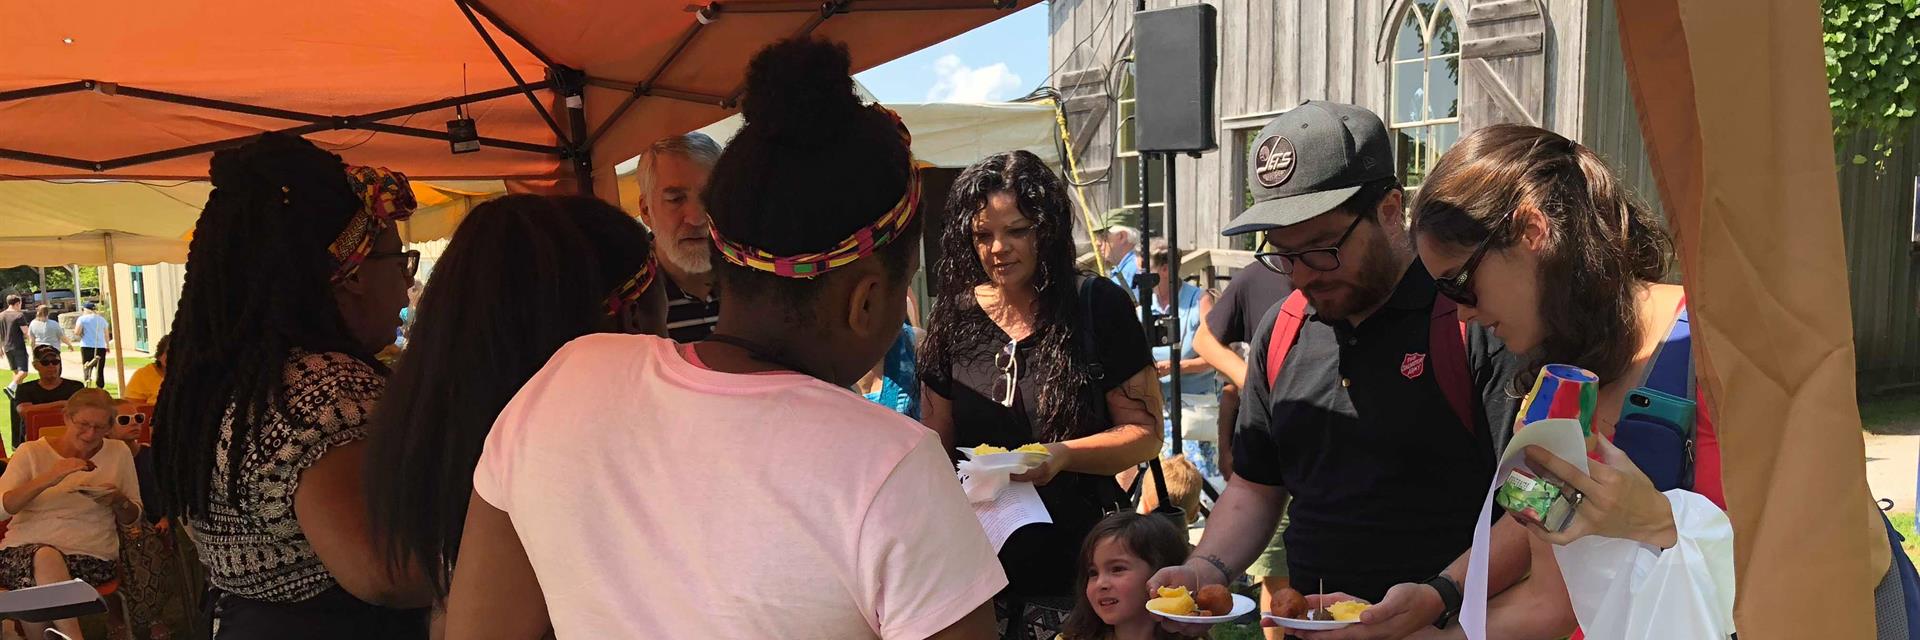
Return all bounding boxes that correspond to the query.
[103,234,126,392]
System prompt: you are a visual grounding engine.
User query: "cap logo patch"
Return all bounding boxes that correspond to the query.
[1255,135,1297,188]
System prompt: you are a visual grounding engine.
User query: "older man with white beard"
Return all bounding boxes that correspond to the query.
[637,132,724,342]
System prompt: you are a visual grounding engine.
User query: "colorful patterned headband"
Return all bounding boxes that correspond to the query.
[330,165,418,283]
[709,104,921,279]
[604,253,660,316]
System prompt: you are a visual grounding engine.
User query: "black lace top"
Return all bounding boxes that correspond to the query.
[183,350,382,603]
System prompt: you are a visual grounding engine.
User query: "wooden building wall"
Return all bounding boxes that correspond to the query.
[1050,0,1593,253]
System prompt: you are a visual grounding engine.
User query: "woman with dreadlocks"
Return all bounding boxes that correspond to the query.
[444,37,1004,639]
[918,149,1164,637]
[155,133,427,638]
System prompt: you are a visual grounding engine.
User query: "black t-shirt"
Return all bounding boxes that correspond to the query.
[15,378,85,406]
[0,309,28,353]
[1233,261,1523,602]
[1206,264,1294,345]
[923,276,1152,597]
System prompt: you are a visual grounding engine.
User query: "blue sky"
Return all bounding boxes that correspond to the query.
[855,3,1049,103]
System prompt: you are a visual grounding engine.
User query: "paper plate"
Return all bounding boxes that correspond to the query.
[1262,614,1358,631]
[1147,593,1256,624]
[955,448,1049,473]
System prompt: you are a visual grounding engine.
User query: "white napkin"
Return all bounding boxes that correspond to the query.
[957,459,1014,504]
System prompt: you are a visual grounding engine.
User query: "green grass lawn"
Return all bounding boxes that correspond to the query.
[1863,392,1920,435]
[1892,512,1920,566]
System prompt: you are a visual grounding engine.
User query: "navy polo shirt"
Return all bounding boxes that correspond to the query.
[1233,260,1523,602]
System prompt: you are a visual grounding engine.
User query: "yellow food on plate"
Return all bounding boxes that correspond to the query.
[1146,586,1195,616]
[972,445,1009,455]
[1015,443,1050,455]
[1329,600,1370,622]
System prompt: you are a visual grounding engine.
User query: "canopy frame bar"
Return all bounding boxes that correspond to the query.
[582,78,733,108]
[0,81,90,104]
[0,79,564,174]
[586,19,715,149]
[462,0,563,70]
[455,0,571,146]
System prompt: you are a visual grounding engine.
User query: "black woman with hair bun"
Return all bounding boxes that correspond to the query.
[443,37,1004,640]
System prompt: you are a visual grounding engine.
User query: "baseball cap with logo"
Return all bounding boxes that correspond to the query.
[1220,100,1395,236]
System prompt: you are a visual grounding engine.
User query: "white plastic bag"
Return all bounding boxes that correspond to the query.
[1550,490,1737,639]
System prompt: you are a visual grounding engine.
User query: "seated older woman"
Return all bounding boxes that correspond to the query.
[0,388,142,639]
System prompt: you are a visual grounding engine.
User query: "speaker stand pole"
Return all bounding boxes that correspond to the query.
[1163,153,1182,454]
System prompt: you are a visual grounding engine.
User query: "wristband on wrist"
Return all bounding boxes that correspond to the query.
[1423,574,1463,629]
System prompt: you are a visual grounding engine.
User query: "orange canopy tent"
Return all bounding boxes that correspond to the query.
[0,0,1036,198]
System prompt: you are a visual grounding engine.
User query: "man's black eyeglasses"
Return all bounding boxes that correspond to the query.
[1433,209,1519,308]
[1253,214,1367,275]
[368,250,421,278]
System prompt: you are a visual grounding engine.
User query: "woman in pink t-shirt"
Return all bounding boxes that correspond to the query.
[444,37,1006,640]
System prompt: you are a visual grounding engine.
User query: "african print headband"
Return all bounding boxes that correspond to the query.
[604,253,660,316]
[709,104,922,279]
[330,165,418,283]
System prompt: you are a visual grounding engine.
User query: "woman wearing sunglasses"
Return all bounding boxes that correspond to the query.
[0,388,142,640]
[1303,125,1734,640]
[919,150,1163,636]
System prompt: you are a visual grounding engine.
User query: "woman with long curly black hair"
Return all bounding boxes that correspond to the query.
[919,149,1163,637]
[154,133,428,638]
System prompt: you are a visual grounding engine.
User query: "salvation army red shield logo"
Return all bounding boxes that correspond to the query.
[1400,353,1427,380]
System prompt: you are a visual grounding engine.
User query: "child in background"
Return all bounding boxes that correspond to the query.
[1057,513,1193,640]
[1134,455,1203,526]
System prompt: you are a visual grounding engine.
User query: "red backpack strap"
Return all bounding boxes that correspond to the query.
[1264,291,1310,389]
[1429,296,1475,433]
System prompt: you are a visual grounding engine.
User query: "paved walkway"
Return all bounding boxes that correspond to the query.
[1868,433,1918,511]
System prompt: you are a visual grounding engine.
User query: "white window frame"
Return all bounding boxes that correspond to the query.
[1387,1,1463,188]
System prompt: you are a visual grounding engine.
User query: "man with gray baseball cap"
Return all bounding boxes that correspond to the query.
[1147,101,1525,636]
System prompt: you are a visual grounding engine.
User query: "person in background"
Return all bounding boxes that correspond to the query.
[30,305,69,351]
[155,134,428,638]
[1056,512,1191,640]
[1306,124,1733,640]
[122,334,170,405]
[1147,102,1524,637]
[0,388,142,640]
[75,302,111,388]
[636,131,725,342]
[1145,238,1219,478]
[1091,208,1143,298]
[109,398,184,640]
[2,294,31,391]
[364,194,667,619]
[1133,454,1203,528]
[860,321,922,419]
[920,150,1163,639]
[444,37,1002,640]
[14,343,87,449]
[1191,236,1294,640]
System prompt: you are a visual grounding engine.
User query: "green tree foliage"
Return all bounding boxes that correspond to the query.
[1825,0,1920,164]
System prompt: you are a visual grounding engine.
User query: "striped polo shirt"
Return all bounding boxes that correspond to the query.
[664,277,720,343]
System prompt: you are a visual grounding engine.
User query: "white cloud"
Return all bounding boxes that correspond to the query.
[924,54,1023,103]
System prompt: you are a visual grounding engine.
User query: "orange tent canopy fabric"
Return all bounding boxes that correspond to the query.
[0,0,1036,193]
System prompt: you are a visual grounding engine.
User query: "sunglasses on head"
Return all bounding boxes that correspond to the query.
[1432,208,1520,308]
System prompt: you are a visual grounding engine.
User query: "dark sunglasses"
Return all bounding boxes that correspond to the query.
[367,249,421,278]
[1433,209,1520,308]
[33,358,59,366]
[989,339,1019,408]
[1253,214,1367,275]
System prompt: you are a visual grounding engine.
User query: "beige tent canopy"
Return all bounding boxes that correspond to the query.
[0,100,1060,266]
